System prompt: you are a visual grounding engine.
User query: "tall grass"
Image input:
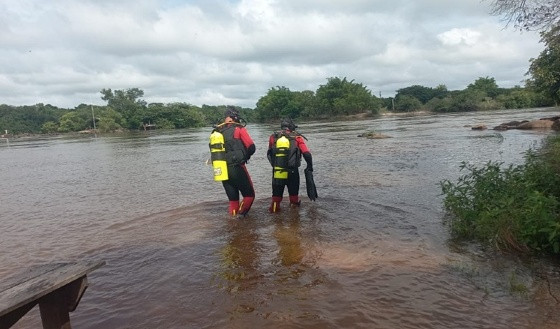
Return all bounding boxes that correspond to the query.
[441,135,560,254]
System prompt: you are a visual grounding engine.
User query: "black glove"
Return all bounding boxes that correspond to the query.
[245,144,255,163]
[267,149,273,165]
[303,152,313,172]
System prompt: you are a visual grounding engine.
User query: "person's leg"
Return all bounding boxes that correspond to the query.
[269,179,285,213]
[286,170,301,206]
[222,180,240,215]
[236,164,255,215]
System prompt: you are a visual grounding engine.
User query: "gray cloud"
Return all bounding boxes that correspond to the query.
[0,0,543,108]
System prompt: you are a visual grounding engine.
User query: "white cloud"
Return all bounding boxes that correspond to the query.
[438,28,481,46]
[374,43,417,65]
[0,0,544,108]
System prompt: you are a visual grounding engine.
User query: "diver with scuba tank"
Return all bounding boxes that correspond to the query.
[267,117,314,213]
[209,106,256,216]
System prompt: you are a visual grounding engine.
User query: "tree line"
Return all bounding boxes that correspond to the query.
[1,0,559,135]
[0,74,556,135]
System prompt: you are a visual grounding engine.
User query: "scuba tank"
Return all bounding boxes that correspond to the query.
[209,130,228,181]
[273,135,290,179]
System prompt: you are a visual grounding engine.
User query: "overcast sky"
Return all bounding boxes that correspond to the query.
[0,0,543,109]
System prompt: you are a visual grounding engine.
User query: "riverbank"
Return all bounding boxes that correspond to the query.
[441,133,560,254]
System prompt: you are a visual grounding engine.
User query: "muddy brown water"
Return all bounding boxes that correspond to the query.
[1,108,560,328]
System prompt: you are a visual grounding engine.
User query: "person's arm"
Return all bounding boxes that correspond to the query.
[267,135,274,165]
[237,127,256,159]
[297,137,313,171]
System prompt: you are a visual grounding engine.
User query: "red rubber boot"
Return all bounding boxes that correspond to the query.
[269,196,283,213]
[228,200,240,216]
[289,195,301,207]
[238,196,254,216]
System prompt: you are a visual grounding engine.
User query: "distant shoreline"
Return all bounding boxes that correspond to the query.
[331,110,431,121]
[380,110,430,117]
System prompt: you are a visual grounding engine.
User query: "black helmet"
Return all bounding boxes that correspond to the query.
[224,106,240,123]
[280,117,297,131]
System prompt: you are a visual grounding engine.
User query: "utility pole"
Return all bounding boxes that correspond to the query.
[91,105,96,130]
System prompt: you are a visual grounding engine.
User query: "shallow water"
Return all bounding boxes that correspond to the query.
[1,108,560,328]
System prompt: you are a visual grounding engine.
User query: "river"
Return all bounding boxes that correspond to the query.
[1,108,559,328]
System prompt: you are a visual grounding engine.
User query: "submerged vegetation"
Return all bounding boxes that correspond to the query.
[441,135,560,255]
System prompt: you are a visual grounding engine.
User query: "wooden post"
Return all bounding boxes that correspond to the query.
[0,261,104,329]
[39,288,72,329]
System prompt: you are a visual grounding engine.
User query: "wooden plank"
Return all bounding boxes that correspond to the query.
[0,261,104,318]
[0,264,68,293]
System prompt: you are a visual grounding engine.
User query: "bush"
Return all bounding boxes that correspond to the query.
[41,121,58,133]
[425,97,453,113]
[57,112,87,132]
[394,95,422,112]
[97,117,122,132]
[155,118,175,130]
[477,98,504,111]
[441,136,560,254]
[450,89,486,112]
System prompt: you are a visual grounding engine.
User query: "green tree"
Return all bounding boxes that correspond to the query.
[201,105,227,125]
[0,103,66,134]
[450,89,486,112]
[58,112,87,132]
[526,26,560,105]
[315,77,343,114]
[156,103,206,128]
[396,85,435,104]
[394,95,422,112]
[395,84,449,105]
[467,77,500,98]
[478,98,504,111]
[434,84,449,98]
[96,108,124,132]
[155,118,175,130]
[100,88,146,107]
[315,77,380,116]
[97,117,121,132]
[425,96,454,113]
[495,87,537,109]
[255,86,298,121]
[294,90,318,118]
[41,121,58,133]
[100,88,147,129]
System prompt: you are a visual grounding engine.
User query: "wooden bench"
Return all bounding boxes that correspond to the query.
[0,260,105,329]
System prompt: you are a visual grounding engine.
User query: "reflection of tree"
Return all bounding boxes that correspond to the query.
[217,222,260,293]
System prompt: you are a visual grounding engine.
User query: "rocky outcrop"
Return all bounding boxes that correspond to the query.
[517,119,555,129]
[494,116,560,131]
[471,125,487,130]
[493,120,529,131]
[357,132,392,139]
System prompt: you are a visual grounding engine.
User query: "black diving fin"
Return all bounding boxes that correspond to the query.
[304,168,318,201]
